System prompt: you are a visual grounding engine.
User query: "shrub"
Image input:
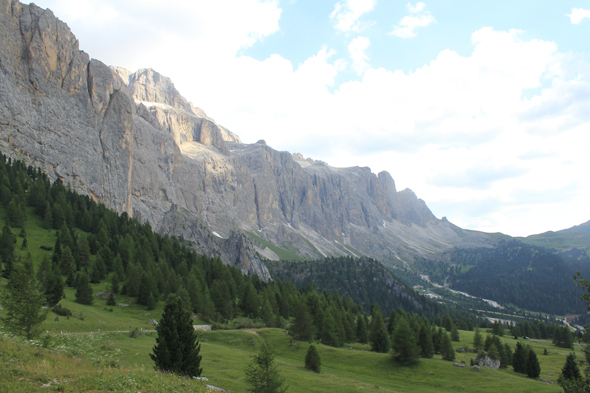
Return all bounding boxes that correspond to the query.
[129,327,143,339]
[52,303,72,317]
[305,344,322,373]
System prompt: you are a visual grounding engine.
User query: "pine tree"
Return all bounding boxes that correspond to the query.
[320,309,341,347]
[199,285,216,321]
[356,314,368,344]
[526,349,541,379]
[560,353,581,382]
[261,300,275,326]
[239,282,261,318]
[37,255,64,307]
[391,317,420,365]
[59,223,73,251]
[433,327,443,354]
[450,323,460,341]
[186,275,201,313]
[90,255,106,283]
[473,327,484,351]
[245,342,288,393]
[418,323,434,358]
[106,290,116,306]
[305,344,321,373]
[52,203,65,229]
[125,261,142,297]
[0,253,48,339]
[146,292,157,311]
[387,309,397,335]
[492,320,505,336]
[150,294,203,377]
[289,300,314,342]
[502,343,512,369]
[109,272,120,295]
[61,246,76,284]
[52,236,62,268]
[43,202,53,229]
[369,304,389,353]
[483,334,494,351]
[561,326,574,349]
[177,284,191,313]
[75,272,94,305]
[36,254,54,291]
[487,343,499,360]
[443,314,453,332]
[7,197,26,228]
[513,342,527,373]
[440,330,455,361]
[76,235,91,270]
[0,223,16,279]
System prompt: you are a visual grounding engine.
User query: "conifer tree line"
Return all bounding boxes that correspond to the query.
[511,319,574,348]
[268,257,479,323]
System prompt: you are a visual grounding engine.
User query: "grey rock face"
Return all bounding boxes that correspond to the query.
[0,0,493,279]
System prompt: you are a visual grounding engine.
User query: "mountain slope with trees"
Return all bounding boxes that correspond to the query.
[267,257,477,323]
[420,240,589,315]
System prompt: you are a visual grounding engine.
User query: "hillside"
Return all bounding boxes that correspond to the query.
[268,257,459,319]
[516,219,590,252]
[422,240,589,315]
[0,135,573,393]
[0,327,569,392]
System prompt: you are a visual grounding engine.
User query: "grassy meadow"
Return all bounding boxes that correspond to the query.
[0,325,570,392]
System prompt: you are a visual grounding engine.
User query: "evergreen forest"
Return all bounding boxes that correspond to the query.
[415,240,589,315]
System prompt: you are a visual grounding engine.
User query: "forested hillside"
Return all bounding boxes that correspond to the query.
[425,240,589,315]
[267,257,472,322]
[0,155,369,339]
[2,154,457,350]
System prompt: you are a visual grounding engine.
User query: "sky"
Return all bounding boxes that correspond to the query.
[30,0,590,237]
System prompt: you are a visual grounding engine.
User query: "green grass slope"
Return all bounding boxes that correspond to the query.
[519,231,590,252]
[0,333,208,393]
[59,328,565,393]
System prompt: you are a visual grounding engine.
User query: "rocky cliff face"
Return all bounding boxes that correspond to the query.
[0,0,493,278]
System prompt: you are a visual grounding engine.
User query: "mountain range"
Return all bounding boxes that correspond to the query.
[0,0,502,279]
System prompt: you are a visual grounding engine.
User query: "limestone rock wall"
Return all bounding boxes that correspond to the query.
[0,0,493,279]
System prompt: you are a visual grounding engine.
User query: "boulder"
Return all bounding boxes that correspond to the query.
[474,354,500,370]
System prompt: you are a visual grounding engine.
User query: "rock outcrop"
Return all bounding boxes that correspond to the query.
[0,0,493,279]
[475,354,501,370]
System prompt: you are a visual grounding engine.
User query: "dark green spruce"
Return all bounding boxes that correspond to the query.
[150,294,203,377]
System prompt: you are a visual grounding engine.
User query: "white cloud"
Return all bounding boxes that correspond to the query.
[390,4,435,38]
[407,2,426,13]
[31,0,282,69]
[330,0,376,32]
[348,37,371,75]
[567,8,590,24]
